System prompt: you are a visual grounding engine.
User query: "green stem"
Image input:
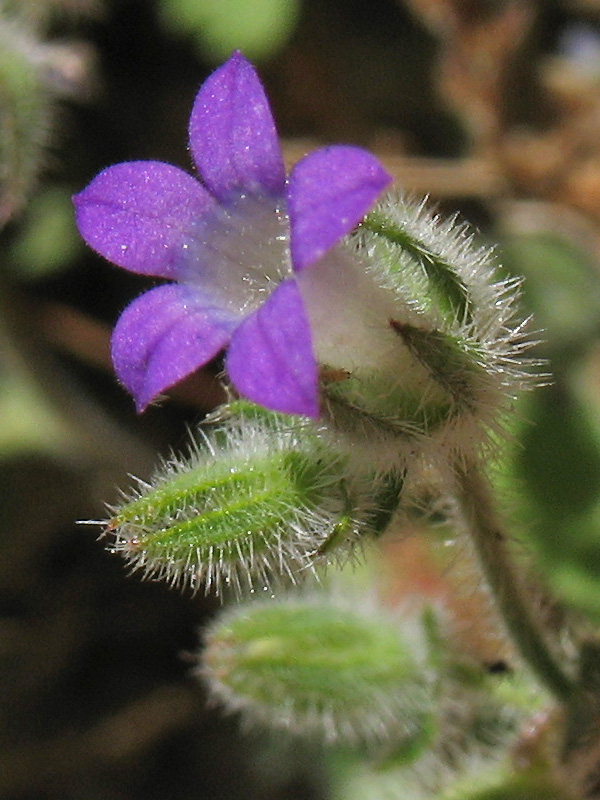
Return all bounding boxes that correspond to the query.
[456,465,575,703]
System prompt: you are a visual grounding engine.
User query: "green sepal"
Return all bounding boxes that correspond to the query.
[389,321,486,410]
[363,210,473,324]
[322,370,455,442]
[436,769,573,800]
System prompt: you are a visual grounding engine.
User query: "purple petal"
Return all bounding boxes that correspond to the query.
[112,284,239,411]
[226,280,319,416]
[189,51,285,203]
[288,146,392,271]
[73,161,215,278]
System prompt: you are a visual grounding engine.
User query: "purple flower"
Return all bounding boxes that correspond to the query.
[73,52,391,416]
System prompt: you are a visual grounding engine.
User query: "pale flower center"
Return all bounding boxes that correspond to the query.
[173,193,440,398]
[176,194,292,317]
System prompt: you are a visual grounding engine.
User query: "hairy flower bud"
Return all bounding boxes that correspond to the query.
[311,193,538,474]
[105,409,385,595]
[200,595,433,745]
[0,20,50,224]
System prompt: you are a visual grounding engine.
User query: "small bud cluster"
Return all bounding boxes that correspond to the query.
[97,189,540,765]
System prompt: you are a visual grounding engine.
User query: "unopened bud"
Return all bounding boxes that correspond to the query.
[201,596,433,745]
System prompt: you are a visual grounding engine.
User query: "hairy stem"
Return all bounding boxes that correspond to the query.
[456,464,575,703]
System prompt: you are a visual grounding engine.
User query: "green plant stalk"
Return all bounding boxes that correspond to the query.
[456,465,575,703]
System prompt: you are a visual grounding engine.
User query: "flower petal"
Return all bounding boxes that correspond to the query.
[112,284,238,411]
[73,161,215,278]
[226,280,319,416]
[189,51,285,203]
[288,146,392,271]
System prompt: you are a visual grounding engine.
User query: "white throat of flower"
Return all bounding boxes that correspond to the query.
[298,242,443,401]
[179,194,292,317]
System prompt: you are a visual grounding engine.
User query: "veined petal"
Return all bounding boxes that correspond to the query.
[226,279,319,416]
[288,146,392,271]
[189,51,285,203]
[112,284,238,411]
[73,161,215,278]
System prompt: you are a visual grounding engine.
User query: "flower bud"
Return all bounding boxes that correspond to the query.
[200,596,433,745]
[310,193,537,474]
[0,19,48,224]
[106,410,380,595]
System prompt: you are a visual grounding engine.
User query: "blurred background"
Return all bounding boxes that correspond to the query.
[4,0,600,797]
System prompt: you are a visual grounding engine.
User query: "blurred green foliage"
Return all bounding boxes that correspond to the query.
[158,0,301,62]
[502,233,600,357]
[499,230,600,623]
[8,187,83,279]
[0,355,75,457]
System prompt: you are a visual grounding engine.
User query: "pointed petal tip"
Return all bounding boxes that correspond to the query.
[234,384,320,418]
[189,51,285,202]
[133,392,152,414]
[251,378,320,417]
[227,49,248,64]
[292,392,320,418]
